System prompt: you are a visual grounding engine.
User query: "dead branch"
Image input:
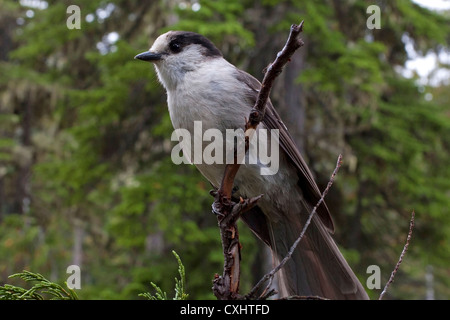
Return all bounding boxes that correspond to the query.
[379,210,415,300]
[211,21,305,300]
[246,21,305,130]
[245,154,343,300]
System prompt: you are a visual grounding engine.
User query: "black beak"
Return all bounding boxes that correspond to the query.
[134,51,162,62]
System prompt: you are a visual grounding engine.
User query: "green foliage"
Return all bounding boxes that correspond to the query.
[139,251,188,300]
[170,0,255,48]
[0,271,78,300]
[0,0,449,300]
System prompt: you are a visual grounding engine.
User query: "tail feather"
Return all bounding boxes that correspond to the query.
[268,215,369,299]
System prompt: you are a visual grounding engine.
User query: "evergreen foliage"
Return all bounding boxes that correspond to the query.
[0,0,449,299]
[139,251,189,300]
[0,270,78,300]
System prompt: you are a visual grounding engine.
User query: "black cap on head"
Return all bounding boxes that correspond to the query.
[168,31,223,58]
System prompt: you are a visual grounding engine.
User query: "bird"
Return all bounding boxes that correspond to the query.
[135,30,369,299]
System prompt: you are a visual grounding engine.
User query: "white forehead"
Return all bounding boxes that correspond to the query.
[149,31,173,52]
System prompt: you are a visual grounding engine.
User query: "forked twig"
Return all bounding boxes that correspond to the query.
[379,210,415,300]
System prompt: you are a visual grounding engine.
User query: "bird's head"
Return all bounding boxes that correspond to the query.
[135,31,223,90]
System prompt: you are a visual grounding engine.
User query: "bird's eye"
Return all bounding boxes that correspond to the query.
[169,41,182,53]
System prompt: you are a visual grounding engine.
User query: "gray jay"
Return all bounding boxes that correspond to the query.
[135,31,369,299]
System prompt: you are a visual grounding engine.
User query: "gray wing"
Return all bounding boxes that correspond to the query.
[234,68,335,232]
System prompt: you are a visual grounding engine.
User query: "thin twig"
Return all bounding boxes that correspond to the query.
[246,154,343,299]
[379,210,415,300]
[246,21,305,130]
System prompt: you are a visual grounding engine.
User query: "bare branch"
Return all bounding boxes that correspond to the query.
[211,20,305,300]
[379,210,415,300]
[246,21,305,129]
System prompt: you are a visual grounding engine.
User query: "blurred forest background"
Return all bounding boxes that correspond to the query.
[0,0,449,300]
